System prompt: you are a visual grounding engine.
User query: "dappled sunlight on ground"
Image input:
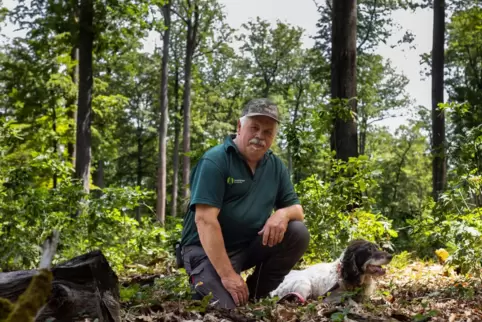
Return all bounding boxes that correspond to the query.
[119,259,482,321]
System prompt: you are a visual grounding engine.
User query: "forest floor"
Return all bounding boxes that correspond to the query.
[118,256,482,322]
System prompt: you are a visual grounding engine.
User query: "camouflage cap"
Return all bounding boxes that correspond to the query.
[241,98,280,123]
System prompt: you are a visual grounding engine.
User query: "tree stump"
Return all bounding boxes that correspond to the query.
[0,250,120,322]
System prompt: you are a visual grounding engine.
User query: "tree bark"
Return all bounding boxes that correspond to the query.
[181,2,199,200]
[0,250,120,322]
[68,0,79,167]
[135,123,143,222]
[289,84,303,183]
[52,103,58,189]
[431,0,446,201]
[157,1,171,225]
[68,47,79,167]
[330,0,358,161]
[171,37,181,218]
[75,0,94,192]
[359,114,368,155]
[92,160,104,188]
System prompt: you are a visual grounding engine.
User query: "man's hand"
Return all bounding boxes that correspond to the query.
[258,210,289,247]
[220,272,249,306]
[195,204,249,306]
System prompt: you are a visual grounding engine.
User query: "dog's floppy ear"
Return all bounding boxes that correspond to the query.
[341,247,362,286]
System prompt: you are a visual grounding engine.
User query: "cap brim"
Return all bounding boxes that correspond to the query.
[244,112,280,123]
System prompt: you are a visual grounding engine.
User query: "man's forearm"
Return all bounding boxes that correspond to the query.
[279,204,304,222]
[197,219,236,278]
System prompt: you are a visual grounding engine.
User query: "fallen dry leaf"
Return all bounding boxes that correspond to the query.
[119,260,482,322]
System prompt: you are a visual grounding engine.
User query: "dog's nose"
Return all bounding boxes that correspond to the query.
[387,254,393,260]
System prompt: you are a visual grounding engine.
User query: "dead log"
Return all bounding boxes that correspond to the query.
[0,250,120,322]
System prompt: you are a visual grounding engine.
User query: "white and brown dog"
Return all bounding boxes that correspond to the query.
[270,239,393,303]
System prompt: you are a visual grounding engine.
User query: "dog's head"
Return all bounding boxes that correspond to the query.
[340,239,392,286]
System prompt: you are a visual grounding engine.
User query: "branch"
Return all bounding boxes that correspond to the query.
[312,0,321,11]
[170,7,188,24]
[253,52,270,85]
[183,0,190,15]
[390,138,413,212]
[191,2,200,50]
[193,38,223,59]
[357,0,378,53]
[465,45,482,88]
[326,0,332,12]
[39,230,60,270]
[367,113,402,125]
[194,1,213,50]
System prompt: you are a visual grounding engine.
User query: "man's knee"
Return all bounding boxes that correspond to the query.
[188,260,236,309]
[285,220,310,250]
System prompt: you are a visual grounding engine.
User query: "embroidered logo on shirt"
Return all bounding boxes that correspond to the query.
[227,176,245,184]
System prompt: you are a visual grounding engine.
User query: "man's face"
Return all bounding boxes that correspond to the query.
[236,115,277,164]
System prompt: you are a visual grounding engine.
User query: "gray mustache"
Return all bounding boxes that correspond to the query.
[249,138,266,147]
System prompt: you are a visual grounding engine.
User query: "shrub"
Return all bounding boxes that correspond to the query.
[296,156,397,264]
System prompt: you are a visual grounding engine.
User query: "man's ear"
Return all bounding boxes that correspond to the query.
[237,119,241,135]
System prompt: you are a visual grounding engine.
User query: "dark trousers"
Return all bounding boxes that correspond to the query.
[182,221,310,309]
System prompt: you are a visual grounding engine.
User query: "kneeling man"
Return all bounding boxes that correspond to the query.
[180,98,310,309]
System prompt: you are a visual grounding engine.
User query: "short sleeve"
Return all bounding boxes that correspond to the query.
[189,158,225,211]
[275,163,300,210]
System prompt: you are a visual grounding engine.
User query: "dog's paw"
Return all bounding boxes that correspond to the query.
[277,292,306,305]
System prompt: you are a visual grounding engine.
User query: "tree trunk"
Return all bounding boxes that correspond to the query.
[136,126,143,222]
[92,160,104,188]
[75,0,93,192]
[263,80,271,97]
[68,47,79,167]
[181,4,199,200]
[289,85,303,183]
[390,140,413,217]
[0,250,121,322]
[431,0,446,201]
[52,103,58,189]
[156,1,171,226]
[171,59,181,217]
[330,0,358,161]
[359,114,368,155]
[67,1,79,168]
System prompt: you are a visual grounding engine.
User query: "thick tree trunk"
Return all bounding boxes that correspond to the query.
[0,250,120,322]
[156,2,171,225]
[330,0,358,161]
[75,0,93,192]
[181,5,199,200]
[431,0,446,201]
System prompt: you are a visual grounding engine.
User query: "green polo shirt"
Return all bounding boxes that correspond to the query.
[180,134,301,252]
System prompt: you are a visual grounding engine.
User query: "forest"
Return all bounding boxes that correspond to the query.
[0,0,481,321]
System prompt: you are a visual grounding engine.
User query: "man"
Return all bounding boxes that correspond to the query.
[180,98,310,309]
